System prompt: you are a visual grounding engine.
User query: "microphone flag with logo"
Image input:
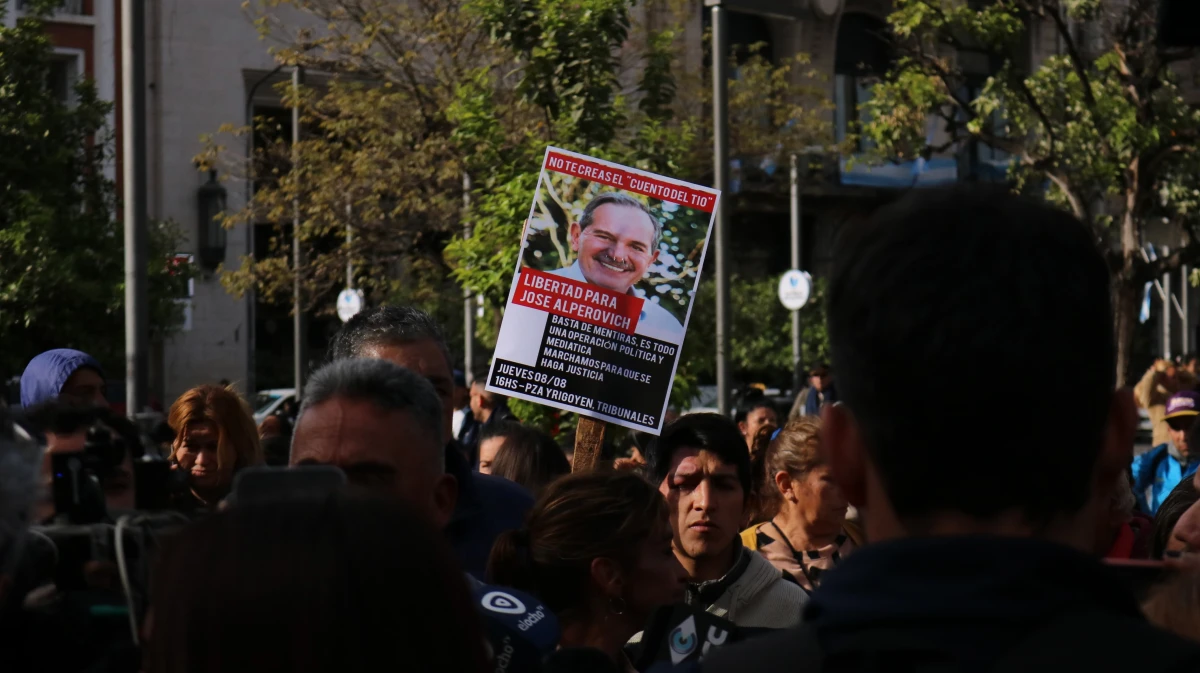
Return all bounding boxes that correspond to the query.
[635,604,738,669]
[473,582,560,673]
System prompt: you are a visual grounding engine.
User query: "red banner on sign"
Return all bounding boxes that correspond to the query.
[512,267,644,335]
[544,151,717,213]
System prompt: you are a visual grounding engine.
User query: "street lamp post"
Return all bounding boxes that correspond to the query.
[790,154,803,395]
[292,65,307,401]
[712,4,731,416]
[463,172,475,383]
[122,0,148,416]
[705,0,807,415]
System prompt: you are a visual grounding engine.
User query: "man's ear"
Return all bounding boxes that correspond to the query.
[568,221,583,252]
[821,404,867,508]
[431,473,459,529]
[1098,388,1137,486]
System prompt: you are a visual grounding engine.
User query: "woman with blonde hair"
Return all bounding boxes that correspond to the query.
[741,416,862,594]
[168,384,262,507]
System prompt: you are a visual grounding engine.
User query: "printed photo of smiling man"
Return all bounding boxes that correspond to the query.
[548,192,685,343]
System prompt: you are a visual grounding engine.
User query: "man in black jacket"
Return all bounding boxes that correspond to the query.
[704,187,1200,672]
[327,306,533,578]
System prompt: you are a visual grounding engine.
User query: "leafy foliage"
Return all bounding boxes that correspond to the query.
[683,275,829,387]
[863,0,1200,384]
[0,1,189,378]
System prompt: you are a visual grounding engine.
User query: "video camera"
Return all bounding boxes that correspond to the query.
[2,403,193,671]
[30,404,190,525]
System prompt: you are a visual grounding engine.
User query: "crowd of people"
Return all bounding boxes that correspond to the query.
[4,186,1200,671]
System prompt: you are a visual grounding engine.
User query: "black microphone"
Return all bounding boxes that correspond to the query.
[542,647,620,673]
[472,582,560,673]
[635,604,741,669]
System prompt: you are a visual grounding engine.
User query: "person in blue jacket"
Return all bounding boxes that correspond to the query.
[1132,390,1200,516]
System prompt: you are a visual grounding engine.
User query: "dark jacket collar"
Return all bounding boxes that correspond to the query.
[807,536,1143,629]
[686,538,751,609]
[444,441,482,523]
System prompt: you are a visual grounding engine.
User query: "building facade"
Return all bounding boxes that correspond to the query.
[19,0,321,405]
[23,0,1200,401]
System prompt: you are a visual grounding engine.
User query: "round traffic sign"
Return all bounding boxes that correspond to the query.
[778,270,812,311]
[337,288,364,322]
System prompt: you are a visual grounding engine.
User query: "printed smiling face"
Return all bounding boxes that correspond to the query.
[569,203,660,294]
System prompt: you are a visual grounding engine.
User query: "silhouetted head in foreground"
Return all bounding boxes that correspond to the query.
[822,186,1133,545]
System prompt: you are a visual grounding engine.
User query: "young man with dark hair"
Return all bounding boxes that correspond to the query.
[704,187,1200,671]
[647,413,805,629]
[327,305,533,578]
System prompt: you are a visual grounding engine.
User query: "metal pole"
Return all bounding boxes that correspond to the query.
[463,172,475,383]
[122,0,148,416]
[1163,245,1171,359]
[244,65,283,398]
[712,4,732,416]
[1184,264,1190,356]
[292,65,307,400]
[346,201,353,289]
[789,154,803,396]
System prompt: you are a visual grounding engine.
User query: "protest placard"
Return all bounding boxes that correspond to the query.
[486,147,720,434]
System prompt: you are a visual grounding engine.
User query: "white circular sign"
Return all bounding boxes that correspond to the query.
[778,270,812,311]
[481,591,527,615]
[336,288,364,323]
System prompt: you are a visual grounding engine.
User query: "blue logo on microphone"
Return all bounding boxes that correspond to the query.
[669,615,699,664]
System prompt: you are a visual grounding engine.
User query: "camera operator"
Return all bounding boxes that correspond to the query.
[20,349,108,410]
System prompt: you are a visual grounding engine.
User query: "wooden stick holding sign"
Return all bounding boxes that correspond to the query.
[572,416,607,472]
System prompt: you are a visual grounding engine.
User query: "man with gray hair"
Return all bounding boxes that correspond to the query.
[325,305,534,577]
[290,358,457,528]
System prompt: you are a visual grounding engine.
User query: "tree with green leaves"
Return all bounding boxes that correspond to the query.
[863,0,1200,385]
[0,0,190,379]
[446,0,832,420]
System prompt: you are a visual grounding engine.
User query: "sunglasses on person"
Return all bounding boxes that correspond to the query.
[1167,416,1196,432]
